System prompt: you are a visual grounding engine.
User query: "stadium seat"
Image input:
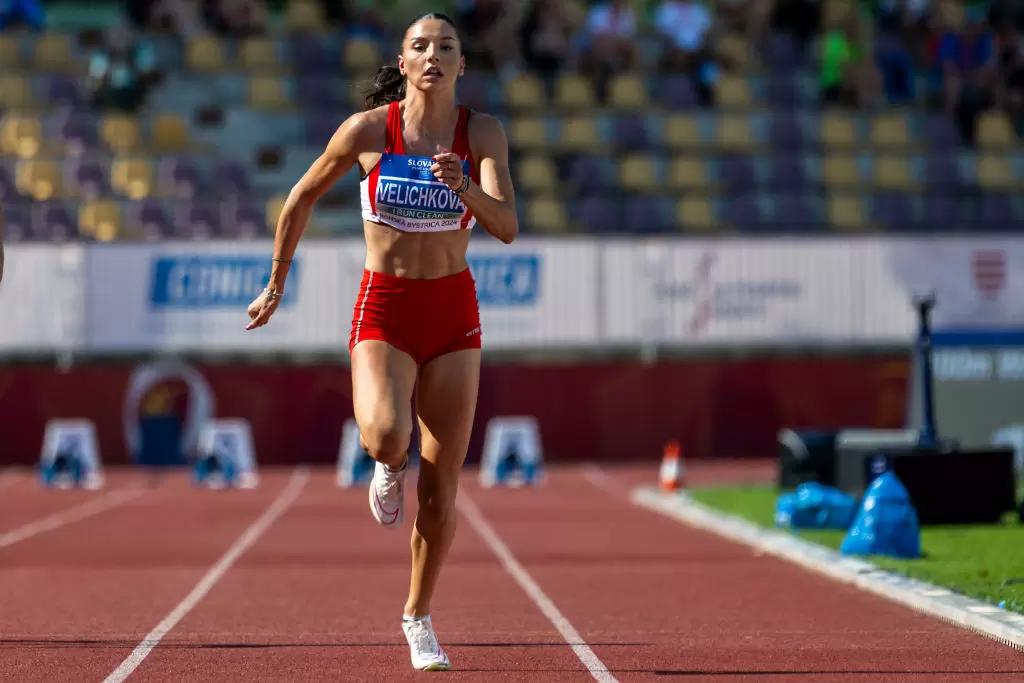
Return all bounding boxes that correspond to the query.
[266,195,287,232]
[239,37,281,73]
[976,155,1014,190]
[1,116,42,158]
[503,73,545,110]
[618,154,660,193]
[676,197,717,231]
[607,73,648,110]
[249,76,290,110]
[668,156,712,192]
[186,35,226,73]
[152,115,189,152]
[663,115,702,150]
[873,156,918,191]
[554,73,595,110]
[716,34,751,72]
[286,1,326,31]
[977,111,1015,149]
[828,194,867,230]
[717,115,755,151]
[870,113,911,149]
[823,154,860,188]
[0,75,33,109]
[343,37,381,73]
[821,112,857,149]
[33,35,72,73]
[79,199,122,241]
[111,159,154,200]
[515,154,558,195]
[558,116,600,152]
[15,160,61,200]
[100,115,141,154]
[526,197,568,233]
[715,75,753,109]
[509,116,548,150]
[0,36,20,67]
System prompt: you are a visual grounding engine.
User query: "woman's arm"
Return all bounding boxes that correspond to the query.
[268,111,376,293]
[433,113,518,244]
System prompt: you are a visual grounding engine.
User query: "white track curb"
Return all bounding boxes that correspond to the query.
[630,485,1024,652]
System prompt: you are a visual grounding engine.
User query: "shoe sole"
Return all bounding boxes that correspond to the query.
[417,662,451,671]
[368,474,403,529]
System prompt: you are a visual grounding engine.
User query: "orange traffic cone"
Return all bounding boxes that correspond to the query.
[659,440,686,492]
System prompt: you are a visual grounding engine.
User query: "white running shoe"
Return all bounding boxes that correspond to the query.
[402,615,451,671]
[368,458,406,529]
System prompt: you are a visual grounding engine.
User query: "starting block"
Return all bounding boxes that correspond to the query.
[337,418,376,488]
[39,419,104,490]
[479,416,545,488]
[194,419,259,489]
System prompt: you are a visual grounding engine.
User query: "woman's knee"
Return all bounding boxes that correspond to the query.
[360,413,411,467]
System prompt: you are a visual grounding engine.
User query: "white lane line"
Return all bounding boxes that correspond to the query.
[0,488,144,549]
[102,467,310,683]
[579,464,626,497]
[456,490,619,683]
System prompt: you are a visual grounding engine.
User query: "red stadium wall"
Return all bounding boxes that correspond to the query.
[0,356,910,467]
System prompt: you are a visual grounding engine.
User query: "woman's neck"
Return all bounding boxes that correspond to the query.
[401,91,458,139]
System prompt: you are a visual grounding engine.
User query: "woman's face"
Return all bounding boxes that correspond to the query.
[399,18,465,94]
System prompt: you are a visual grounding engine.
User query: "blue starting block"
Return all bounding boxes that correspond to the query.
[39,420,104,490]
[337,418,377,488]
[193,419,259,489]
[479,416,545,488]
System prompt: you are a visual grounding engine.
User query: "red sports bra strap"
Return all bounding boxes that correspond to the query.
[452,106,472,159]
[385,100,405,154]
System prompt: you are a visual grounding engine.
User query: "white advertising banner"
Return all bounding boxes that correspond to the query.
[600,238,916,346]
[0,244,86,352]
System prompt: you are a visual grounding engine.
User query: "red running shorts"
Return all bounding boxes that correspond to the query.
[349,267,482,366]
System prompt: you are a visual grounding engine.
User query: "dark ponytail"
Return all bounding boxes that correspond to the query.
[361,12,461,111]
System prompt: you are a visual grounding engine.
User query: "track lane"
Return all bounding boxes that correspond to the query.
[129,470,592,682]
[463,467,1024,681]
[0,471,296,683]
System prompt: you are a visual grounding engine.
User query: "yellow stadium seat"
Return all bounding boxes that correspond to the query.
[978,112,1014,148]
[824,0,856,27]
[111,159,154,199]
[717,115,754,151]
[344,37,381,73]
[618,154,659,193]
[286,1,325,31]
[821,112,857,148]
[1,116,42,158]
[716,34,751,71]
[79,200,122,241]
[152,115,189,152]
[0,76,33,109]
[607,73,648,110]
[33,35,72,72]
[515,155,558,194]
[558,116,599,151]
[663,115,701,149]
[937,0,964,29]
[554,74,595,110]
[977,155,1014,190]
[823,155,859,186]
[0,36,20,67]
[527,197,568,233]
[186,35,225,73]
[503,73,545,110]
[509,116,547,150]
[15,160,61,200]
[715,76,752,109]
[668,157,711,191]
[239,37,279,72]
[870,113,911,148]
[676,197,717,232]
[249,76,289,110]
[100,114,141,154]
[266,195,287,232]
[828,194,867,230]
[873,156,916,190]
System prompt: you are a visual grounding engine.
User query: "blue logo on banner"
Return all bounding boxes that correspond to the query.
[148,256,299,309]
[468,254,541,307]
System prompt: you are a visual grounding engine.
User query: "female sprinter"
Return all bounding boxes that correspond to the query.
[244,12,518,672]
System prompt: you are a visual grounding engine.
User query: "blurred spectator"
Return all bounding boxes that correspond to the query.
[87,25,160,113]
[520,0,575,77]
[820,12,880,109]
[576,0,637,85]
[719,0,773,49]
[938,5,997,145]
[455,0,524,78]
[771,0,822,58]
[0,0,45,31]
[994,16,1024,138]
[203,0,268,38]
[126,0,204,37]
[653,0,719,107]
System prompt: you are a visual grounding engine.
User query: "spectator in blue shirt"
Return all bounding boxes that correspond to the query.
[939,5,997,145]
[0,0,45,31]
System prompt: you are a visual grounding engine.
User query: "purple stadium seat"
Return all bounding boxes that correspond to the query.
[224,200,266,238]
[720,155,756,192]
[164,158,202,197]
[574,196,621,233]
[295,77,343,108]
[175,203,220,239]
[46,76,84,107]
[980,192,1013,227]
[767,32,802,70]
[924,153,961,189]
[3,202,31,240]
[769,156,807,191]
[774,194,818,229]
[289,37,333,74]
[34,202,78,241]
[624,195,669,233]
[873,192,915,230]
[59,114,99,154]
[765,77,798,109]
[0,164,15,199]
[457,73,491,112]
[136,200,173,241]
[769,116,804,150]
[568,156,612,197]
[923,193,962,226]
[613,114,649,151]
[725,194,763,229]
[925,114,960,150]
[660,75,699,109]
[71,160,110,198]
[214,161,250,195]
[307,112,339,145]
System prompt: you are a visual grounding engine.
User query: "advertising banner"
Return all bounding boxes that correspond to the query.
[0,244,86,352]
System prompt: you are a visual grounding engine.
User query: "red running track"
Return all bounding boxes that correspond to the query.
[0,463,1022,682]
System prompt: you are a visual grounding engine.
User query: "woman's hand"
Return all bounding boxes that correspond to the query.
[431,145,466,192]
[246,287,282,330]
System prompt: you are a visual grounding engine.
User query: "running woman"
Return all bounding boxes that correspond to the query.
[245,12,518,672]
